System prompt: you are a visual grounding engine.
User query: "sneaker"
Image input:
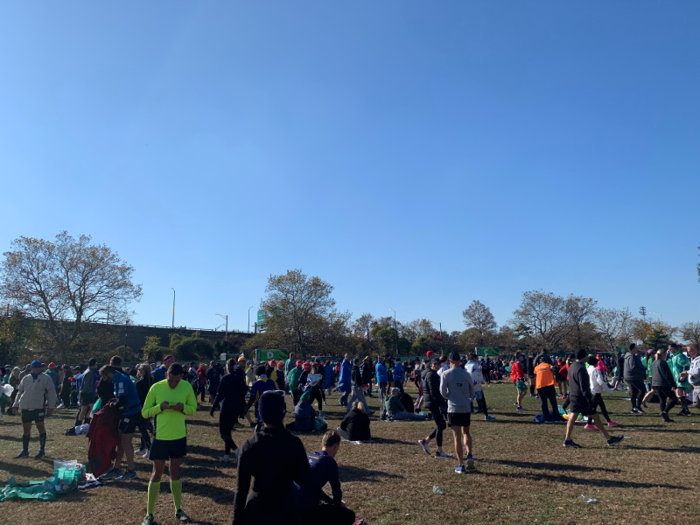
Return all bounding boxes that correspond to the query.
[142,515,154,525]
[175,509,191,522]
[584,424,599,431]
[220,455,230,463]
[15,450,29,459]
[677,412,689,417]
[417,439,430,455]
[484,415,496,421]
[530,394,538,398]
[607,421,619,427]
[607,435,624,446]
[516,406,526,411]
[466,455,475,470]
[635,407,646,414]
[100,467,120,481]
[661,413,673,423]
[34,449,45,460]
[117,469,137,480]
[642,402,648,408]
[434,450,452,458]
[563,440,581,448]
[140,449,150,457]
[454,465,466,474]
[134,448,144,455]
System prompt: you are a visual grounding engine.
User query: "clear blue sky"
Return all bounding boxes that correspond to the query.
[1,2,699,333]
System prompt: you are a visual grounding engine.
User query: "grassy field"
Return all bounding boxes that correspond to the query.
[1,381,699,525]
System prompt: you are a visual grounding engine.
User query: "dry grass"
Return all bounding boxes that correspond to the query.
[1,382,699,525]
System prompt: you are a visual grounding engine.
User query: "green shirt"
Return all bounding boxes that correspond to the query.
[385,395,405,417]
[141,379,197,441]
[288,367,302,391]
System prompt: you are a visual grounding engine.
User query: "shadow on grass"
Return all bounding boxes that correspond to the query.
[486,459,621,473]
[481,470,689,490]
[339,465,403,483]
[0,461,52,480]
[113,476,233,504]
[623,445,700,454]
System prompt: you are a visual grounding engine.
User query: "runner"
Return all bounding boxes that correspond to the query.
[624,343,647,413]
[563,349,624,448]
[510,353,527,410]
[418,358,451,458]
[141,362,197,525]
[466,353,495,421]
[651,347,679,423]
[98,362,143,481]
[12,360,57,459]
[585,355,618,429]
[297,431,357,525]
[439,351,476,473]
[75,358,99,427]
[211,358,248,463]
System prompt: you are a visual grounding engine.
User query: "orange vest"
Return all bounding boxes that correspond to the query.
[534,362,556,389]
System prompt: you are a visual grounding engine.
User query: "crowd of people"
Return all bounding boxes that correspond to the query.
[1,341,699,524]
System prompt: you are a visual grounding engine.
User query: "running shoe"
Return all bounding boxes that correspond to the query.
[484,415,496,421]
[530,394,538,398]
[15,450,29,459]
[220,455,230,463]
[466,454,475,470]
[516,406,526,411]
[140,449,150,457]
[175,509,191,522]
[584,424,599,431]
[142,515,154,525]
[117,469,137,480]
[563,440,581,448]
[454,465,466,474]
[418,439,430,455]
[607,421,619,427]
[607,435,624,446]
[34,449,45,460]
[100,467,120,481]
[661,413,673,423]
[434,451,452,459]
[134,448,144,455]
[677,412,689,417]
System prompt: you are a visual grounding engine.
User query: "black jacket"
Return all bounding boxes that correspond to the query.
[422,369,445,411]
[351,365,362,387]
[136,377,154,407]
[339,409,371,441]
[360,362,373,384]
[233,426,311,525]
[214,368,248,416]
[651,359,676,388]
[568,361,592,401]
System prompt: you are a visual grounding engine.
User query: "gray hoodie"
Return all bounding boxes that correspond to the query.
[439,367,475,413]
[623,352,646,381]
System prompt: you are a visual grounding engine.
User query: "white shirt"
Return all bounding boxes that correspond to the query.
[587,366,613,395]
[465,361,485,392]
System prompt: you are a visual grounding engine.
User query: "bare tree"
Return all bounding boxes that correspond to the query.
[1,232,142,360]
[565,295,598,350]
[680,322,700,345]
[594,307,634,351]
[462,300,497,347]
[510,290,569,350]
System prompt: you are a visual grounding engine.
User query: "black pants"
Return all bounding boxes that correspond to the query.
[139,416,153,451]
[588,394,610,423]
[310,387,323,412]
[562,394,570,411]
[427,405,446,447]
[61,390,71,408]
[627,379,646,410]
[300,504,356,525]
[220,412,238,455]
[655,386,678,415]
[529,379,536,396]
[538,385,560,421]
[292,390,302,406]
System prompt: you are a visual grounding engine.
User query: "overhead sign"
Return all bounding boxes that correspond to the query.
[255,349,289,362]
[476,347,500,357]
[257,310,267,324]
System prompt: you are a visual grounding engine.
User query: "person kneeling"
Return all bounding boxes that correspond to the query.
[337,401,371,441]
[296,431,356,525]
[385,387,427,421]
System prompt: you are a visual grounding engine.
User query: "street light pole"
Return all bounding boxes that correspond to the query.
[248,306,254,334]
[171,288,176,328]
[389,309,398,355]
[216,314,229,340]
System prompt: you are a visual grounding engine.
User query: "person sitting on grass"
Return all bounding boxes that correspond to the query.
[337,400,371,442]
[563,348,624,449]
[290,390,317,432]
[296,431,357,525]
[385,387,427,421]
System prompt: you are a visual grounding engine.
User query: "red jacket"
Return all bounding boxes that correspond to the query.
[511,361,525,383]
[86,405,120,477]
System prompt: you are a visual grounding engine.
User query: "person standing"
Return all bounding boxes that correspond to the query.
[624,344,647,413]
[466,353,495,421]
[296,431,357,525]
[651,347,679,423]
[585,355,617,429]
[611,350,625,390]
[686,343,700,409]
[375,356,388,404]
[510,354,527,410]
[563,349,624,448]
[418,358,451,458]
[207,360,222,404]
[288,360,303,406]
[284,352,296,377]
[233,390,311,525]
[439,351,476,473]
[324,360,335,397]
[360,356,374,398]
[526,354,537,397]
[534,356,563,423]
[211,358,248,463]
[669,345,692,416]
[337,354,352,407]
[153,356,175,383]
[393,358,405,393]
[12,360,57,459]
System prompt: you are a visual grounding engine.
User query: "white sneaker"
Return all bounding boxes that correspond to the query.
[417,439,430,455]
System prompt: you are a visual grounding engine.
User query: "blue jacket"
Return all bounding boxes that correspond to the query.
[376,362,388,383]
[338,359,352,393]
[393,362,405,382]
[153,365,167,382]
[324,365,334,388]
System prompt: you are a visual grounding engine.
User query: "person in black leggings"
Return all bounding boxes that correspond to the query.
[417,359,451,458]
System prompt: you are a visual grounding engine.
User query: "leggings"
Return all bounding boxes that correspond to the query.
[428,405,446,447]
[138,417,153,451]
[219,412,237,455]
[529,380,536,396]
[627,380,646,410]
[588,394,611,423]
[656,386,678,415]
[310,387,324,412]
[538,385,560,421]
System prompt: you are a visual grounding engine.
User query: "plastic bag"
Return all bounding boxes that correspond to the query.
[0,478,56,502]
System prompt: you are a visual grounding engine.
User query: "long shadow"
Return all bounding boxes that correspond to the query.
[114,476,234,505]
[623,445,700,454]
[186,419,216,427]
[481,470,689,490]
[0,461,53,480]
[338,465,403,483]
[368,437,409,445]
[484,459,621,473]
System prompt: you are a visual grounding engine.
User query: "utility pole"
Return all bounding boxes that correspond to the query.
[389,309,398,355]
[171,288,176,328]
[216,314,229,340]
[248,306,254,334]
[639,306,646,324]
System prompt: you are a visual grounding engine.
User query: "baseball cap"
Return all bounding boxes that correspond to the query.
[48,362,56,369]
[448,351,461,361]
[31,360,43,368]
